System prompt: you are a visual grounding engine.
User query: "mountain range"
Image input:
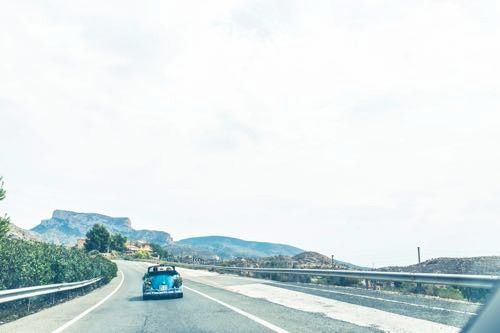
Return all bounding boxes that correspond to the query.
[11,210,495,275]
[31,210,173,246]
[176,236,303,259]
[26,210,305,258]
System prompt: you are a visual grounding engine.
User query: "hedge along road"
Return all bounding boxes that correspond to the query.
[0,260,466,333]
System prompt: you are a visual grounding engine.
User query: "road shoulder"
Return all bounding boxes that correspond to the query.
[0,272,123,333]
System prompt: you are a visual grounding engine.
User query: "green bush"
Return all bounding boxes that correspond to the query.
[251,272,311,283]
[0,238,117,290]
[434,287,464,300]
[459,287,492,303]
[133,250,151,259]
[423,286,465,300]
[322,276,361,287]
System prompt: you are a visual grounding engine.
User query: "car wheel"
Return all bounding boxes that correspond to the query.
[177,293,183,298]
[143,295,149,301]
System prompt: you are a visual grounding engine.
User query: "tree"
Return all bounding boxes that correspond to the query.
[84,224,111,252]
[150,243,169,260]
[0,177,10,239]
[110,233,127,252]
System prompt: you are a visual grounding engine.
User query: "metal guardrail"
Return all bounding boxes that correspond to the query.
[169,262,500,289]
[0,277,102,304]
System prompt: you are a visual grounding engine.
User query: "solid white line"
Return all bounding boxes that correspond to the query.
[265,281,478,316]
[184,286,290,333]
[51,271,125,333]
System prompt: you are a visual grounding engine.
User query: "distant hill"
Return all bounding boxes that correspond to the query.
[290,251,337,268]
[7,223,41,241]
[215,251,360,270]
[380,256,500,275]
[31,210,173,246]
[291,251,366,270]
[176,236,303,259]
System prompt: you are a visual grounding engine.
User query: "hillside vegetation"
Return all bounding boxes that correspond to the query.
[378,257,500,302]
[380,256,500,275]
[220,251,354,270]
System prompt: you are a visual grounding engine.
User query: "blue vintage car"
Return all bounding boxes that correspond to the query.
[143,264,183,300]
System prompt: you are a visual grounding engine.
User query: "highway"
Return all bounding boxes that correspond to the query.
[1,260,479,333]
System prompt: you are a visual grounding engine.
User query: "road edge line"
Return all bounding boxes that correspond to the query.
[184,286,290,333]
[51,270,125,333]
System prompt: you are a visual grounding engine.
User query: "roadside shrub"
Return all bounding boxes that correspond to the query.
[250,272,311,283]
[322,276,361,287]
[0,238,117,290]
[424,286,464,301]
[434,287,464,300]
[459,287,492,303]
[133,250,151,259]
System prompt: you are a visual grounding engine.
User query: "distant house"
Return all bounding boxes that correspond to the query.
[76,238,86,249]
[125,240,153,254]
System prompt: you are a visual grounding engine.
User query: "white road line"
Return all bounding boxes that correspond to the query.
[51,270,125,333]
[265,281,478,316]
[184,286,290,333]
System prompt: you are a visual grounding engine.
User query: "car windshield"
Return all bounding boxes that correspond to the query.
[1,1,499,333]
[147,267,178,276]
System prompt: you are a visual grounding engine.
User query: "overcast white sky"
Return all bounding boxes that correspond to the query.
[1,0,499,267]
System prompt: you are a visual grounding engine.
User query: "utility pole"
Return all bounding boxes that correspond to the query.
[416,246,422,293]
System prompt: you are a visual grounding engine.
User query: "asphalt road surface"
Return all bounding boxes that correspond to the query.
[1,260,478,333]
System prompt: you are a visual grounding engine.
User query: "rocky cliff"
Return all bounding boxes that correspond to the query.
[31,210,173,246]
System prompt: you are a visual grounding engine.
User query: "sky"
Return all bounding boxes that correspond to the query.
[1,0,499,267]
